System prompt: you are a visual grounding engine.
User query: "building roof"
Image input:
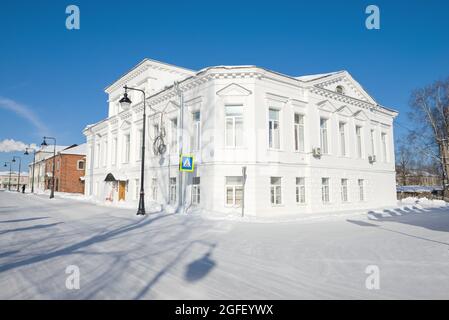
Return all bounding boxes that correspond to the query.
[294,71,344,82]
[38,145,70,154]
[60,143,86,155]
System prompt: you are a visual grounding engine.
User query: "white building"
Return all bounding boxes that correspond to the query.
[83,58,397,216]
[0,171,29,190]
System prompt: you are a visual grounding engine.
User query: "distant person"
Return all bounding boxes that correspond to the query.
[22,184,25,193]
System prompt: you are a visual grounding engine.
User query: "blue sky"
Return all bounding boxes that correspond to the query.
[1,0,449,169]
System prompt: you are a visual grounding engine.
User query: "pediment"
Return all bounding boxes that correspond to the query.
[216,83,252,96]
[336,105,353,117]
[312,72,377,104]
[120,120,131,130]
[317,100,337,113]
[353,110,370,121]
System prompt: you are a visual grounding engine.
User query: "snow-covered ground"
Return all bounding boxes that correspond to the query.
[1,191,449,299]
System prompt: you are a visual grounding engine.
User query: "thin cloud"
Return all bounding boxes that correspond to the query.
[0,96,49,135]
[0,139,37,153]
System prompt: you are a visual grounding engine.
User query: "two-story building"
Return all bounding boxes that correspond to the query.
[83,58,397,216]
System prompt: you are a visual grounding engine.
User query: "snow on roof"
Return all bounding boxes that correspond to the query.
[397,185,443,193]
[0,171,28,176]
[295,71,344,82]
[39,145,69,153]
[60,143,86,155]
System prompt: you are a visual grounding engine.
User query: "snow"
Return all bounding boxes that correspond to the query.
[1,191,449,299]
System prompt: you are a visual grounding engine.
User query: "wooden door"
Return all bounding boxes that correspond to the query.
[119,181,126,201]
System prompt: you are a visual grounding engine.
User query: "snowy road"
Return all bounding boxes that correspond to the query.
[1,191,449,299]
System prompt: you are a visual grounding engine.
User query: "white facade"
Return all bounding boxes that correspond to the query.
[83,58,398,216]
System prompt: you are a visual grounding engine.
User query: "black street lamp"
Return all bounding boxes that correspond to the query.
[3,162,12,191]
[119,85,146,215]
[41,136,56,199]
[25,147,36,193]
[12,156,22,192]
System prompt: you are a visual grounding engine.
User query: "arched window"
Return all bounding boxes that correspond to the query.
[336,85,345,94]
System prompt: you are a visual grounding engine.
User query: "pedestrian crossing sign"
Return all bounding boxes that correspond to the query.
[180,154,194,172]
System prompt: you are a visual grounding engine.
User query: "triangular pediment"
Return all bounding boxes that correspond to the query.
[120,120,131,130]
[311,71,377,104]
[336,105,353,117]
[216,83,252,96]
[317,100,337,113]
[353,110,370,121]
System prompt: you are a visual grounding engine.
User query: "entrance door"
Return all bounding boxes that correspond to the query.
[118,181,126,201]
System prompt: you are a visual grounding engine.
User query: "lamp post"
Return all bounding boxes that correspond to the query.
[119,85,146,215]
[41,137,56,199]
[25,147,36,193]
[4,162,12,191]
[12,156,22,192]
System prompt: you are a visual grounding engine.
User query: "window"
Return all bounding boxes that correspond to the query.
[358,179,365,201]
[192,112,201,151]
[296,177,305,204]
[356,126,362,158]
[123,134,130,163]
[339,122,346,156]
[269,109,280,149]
[370,129,376,156]
[153,124,160,155]
[169,177,177,204]
[320,118,328,154]
[341,179,348,202]
[135,179,140,200]
[225,176,243,206]
[225,105,243,147]
[270,177,282,205]
[322,178,330,203]
[136,129,143,160]
[112,136,117,166]
[151,178,157,201]
[294,114,305,152]
[171,119,177,153]
[192,177,200,205]
[77,160,85,170]
[381,133,388,162]
[336,85,345,94]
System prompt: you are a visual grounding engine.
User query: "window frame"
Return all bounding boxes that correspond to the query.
[268,108,281,150]
[225,105,244,148]
[294,113,305,152]
[225,176,243,207]
[320,118,329,154]
[270,176,282,205]
[296,177,306,204]
[341,178,348,202]
[322,177,330,203]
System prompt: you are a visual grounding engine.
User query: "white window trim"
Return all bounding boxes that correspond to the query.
[224,105,244,148]
[268,108,281,151]
[293,113,305,153]
[320,118,329,155]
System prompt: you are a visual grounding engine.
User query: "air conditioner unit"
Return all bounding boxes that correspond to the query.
[368,155,376,163]
[313,147,322,158]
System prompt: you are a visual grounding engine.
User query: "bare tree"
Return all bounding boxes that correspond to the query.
[395,142,413,186]
[408,77,449,197]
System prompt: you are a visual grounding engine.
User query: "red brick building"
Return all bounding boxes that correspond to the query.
[45,144,86,194]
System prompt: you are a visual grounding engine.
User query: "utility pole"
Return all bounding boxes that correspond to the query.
[175,82,184,213]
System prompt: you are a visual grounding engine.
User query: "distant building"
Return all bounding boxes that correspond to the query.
[43,144,86,194]
[0,171,29,190]
[396,169,442,187]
